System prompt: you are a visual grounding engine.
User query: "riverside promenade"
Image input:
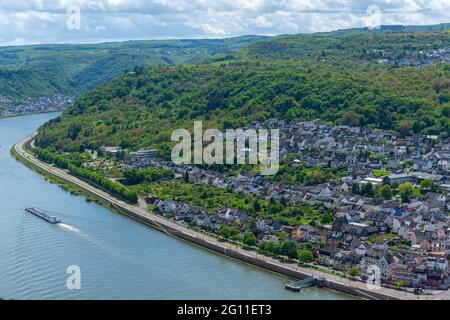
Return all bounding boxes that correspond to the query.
[13,134,449,301]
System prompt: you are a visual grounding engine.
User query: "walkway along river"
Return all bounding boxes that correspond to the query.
[0,113,353,300]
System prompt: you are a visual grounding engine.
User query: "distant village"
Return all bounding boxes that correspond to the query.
[92,119,450,292]
[0,94,73,118]
[375,47,450,67]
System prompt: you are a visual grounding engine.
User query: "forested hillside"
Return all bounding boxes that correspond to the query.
[0,36,264,103]
[244,31,450,64]
[0,69,77,102]
[31,25,450,154]
[36,58,450,154]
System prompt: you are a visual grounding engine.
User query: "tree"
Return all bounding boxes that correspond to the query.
[342,110,360,127]
[298,250,314,263]
[253,200,261,213]
[352,183,360,195]
[223,119,234,129]
[259,241,276,255]
[243,232,257,247]
[273,96,297,115]
[218,225,237,239]
[398,120,414,136]
[348,267,360,278]
[305,171,325,185]
[321,212,333,225]
[438,92,450,104]
[279,241,298,259]
[399,182,413,194]
[380,185,392,200]
[420,179,435,191]
[303,242,313,249]
[249,219,257,231]
[124,169,146,185]
[124,168,174,185]
[398,182,414,202]
[443,104,450,118]
[285,108,297,123]
[68,123,81,140]
[362,182,374,196]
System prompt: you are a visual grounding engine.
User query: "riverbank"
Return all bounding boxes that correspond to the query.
[13,134,440,300]
[0,110,62,120]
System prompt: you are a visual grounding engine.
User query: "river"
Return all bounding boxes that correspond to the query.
[0,113,352,300]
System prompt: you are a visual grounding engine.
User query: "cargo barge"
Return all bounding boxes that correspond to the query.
[25,207,62,224]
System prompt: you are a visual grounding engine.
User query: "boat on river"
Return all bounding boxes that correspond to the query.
[25,207,62,224]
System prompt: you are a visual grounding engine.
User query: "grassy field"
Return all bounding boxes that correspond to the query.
[372,170,391,178]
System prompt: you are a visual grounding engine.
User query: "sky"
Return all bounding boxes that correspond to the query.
[0,0,449,45]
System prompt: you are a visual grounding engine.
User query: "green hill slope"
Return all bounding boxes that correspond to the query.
[33,25,450,153]
[36,60,450,154]
[243,31,450,63]
[0,36,265,104]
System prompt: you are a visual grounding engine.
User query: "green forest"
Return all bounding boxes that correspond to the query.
[36,58,450,156]
[244,31,450,63]
[0,36,264,103]
[27,25,450,158]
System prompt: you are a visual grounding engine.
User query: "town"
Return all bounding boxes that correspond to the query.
[0,94,73,118]
[375,47,450,67]
[84,119,450,294]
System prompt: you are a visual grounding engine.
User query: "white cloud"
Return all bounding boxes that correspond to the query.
[0,0,448,45]
[254,15,272,28]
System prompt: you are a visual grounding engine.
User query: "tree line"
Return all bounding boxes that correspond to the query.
[34,147,138,203]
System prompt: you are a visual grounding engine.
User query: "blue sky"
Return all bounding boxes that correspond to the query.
[0,0,449,45]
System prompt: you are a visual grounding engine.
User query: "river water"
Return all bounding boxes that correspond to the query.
[0,113,352,300]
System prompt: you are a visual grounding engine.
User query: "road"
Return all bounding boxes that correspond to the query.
[13,134,450,301]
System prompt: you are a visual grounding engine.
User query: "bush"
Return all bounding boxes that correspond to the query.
[124,167,174,185]
[69,164,138,203]
[279,241,299,260]
[243,232,257,247]
[348,267,360,278]
[298,250,314,263]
